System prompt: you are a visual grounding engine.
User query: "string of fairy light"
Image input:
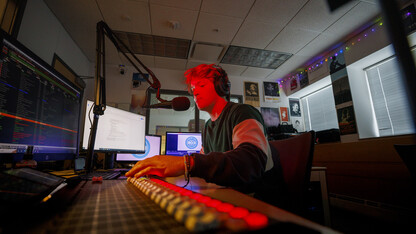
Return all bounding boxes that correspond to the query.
[276,20,385,88]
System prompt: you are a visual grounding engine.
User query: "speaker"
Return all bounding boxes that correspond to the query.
[213,65,231,100]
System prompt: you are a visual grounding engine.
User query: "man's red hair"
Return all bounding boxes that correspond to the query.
[184,64,221,93]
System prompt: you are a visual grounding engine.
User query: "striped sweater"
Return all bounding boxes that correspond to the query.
[191,102,287,207]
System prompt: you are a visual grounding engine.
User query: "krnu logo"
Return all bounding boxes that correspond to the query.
[185,136,198,149]
[133,138,150,159]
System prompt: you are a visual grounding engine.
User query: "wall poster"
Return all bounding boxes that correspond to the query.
[244,81,260,107]
[289,98,301,117]
[280,107,289,122]
[132,73,149,90]
[260,107,280,127]
[263,81,280,103]
[329,52,357,135]
[337,106,357,135]
[292,117,304,133]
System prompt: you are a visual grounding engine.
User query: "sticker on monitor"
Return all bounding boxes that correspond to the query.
[177,134,202,151]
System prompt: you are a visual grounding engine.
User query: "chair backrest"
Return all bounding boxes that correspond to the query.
[269,131,316,214]
[394,144,416,181]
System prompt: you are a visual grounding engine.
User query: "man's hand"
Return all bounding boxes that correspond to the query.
[125,155,185,178]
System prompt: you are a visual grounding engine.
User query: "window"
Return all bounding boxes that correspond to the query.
[52,54,85,89]
[365,56,415,136]
[0,0,26,37]
[301,85,339,132]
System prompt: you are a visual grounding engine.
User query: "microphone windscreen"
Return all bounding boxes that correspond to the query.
[172,97,190,111]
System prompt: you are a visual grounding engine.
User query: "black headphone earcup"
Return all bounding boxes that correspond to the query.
[214,67,230,98]
[216,77,230,96]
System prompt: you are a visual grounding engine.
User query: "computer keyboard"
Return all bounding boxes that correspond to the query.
[80,171,121,180]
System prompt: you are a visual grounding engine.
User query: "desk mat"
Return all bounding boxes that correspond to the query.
[36,180,189,233]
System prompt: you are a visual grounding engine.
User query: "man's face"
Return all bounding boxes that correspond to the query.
[191,78,220,111]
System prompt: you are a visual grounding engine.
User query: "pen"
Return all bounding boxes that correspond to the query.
[42,182,67,202]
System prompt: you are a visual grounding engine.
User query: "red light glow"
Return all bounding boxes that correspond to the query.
[229,207,249,219]
[243,212,268,230]
[216,203,234,213]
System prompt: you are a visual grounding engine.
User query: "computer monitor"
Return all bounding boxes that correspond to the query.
[116,135,161,162]
[0,29,83,162]
[82,100,146,153]
[165,132,202,156]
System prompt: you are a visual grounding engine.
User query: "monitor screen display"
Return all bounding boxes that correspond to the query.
[165,132,202,156]
[82,100,146,153]
[116,135,161,161]
[0,30,83,162]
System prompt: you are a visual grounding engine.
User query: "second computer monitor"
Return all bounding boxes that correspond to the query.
[116,135,161,161]
[165,132,202,156]
[82,100,146,153]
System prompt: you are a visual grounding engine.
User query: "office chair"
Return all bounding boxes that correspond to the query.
[394,144,416,181]
[269,131,316,216]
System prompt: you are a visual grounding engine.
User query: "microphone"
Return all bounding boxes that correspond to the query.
[144,97,190,111]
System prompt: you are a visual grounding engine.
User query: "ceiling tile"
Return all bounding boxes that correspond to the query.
[296,32,340,57]
[201,0,255,18]
[218,63,248,76]
[266,27,320,54]
[150,0,201,10]
[359,0,377,4]
[98,0,151,34]
[191,43,225,61]
[114,32,191,59]
[287,0,358,32]
[193,12,243,44]
[325,2,381,37]
[150,4,199,39]
[186,60,212,70]
[232,21,283,48]
[266,55,313,80]
[103,37,156,68]
[154,57,187,70]
[240,67,274,78]
[246,0,308,25]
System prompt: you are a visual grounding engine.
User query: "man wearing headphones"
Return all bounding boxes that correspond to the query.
[126,64,287,207]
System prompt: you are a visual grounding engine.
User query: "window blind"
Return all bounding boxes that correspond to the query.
[365,56,414,136]
[301,85,339,132]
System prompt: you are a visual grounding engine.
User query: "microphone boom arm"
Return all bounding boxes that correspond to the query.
[86,21,165,172]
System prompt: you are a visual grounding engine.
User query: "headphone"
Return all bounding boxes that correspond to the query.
[212,65,231,101]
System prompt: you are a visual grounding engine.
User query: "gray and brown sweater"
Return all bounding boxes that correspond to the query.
[191,102,288,207]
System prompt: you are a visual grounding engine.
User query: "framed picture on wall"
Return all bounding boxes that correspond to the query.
[260,107,280,127]
[292,117,304,133]
[131,73,149,90]
[244,81,260,107]
[263,82,280,103]
[280,107,289,122]
[337,105,357,135]
[289,99,301,117]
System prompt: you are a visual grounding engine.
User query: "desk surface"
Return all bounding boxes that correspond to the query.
[0,176,339,233]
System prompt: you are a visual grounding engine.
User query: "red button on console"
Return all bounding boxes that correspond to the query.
[216,203,234,213]
[229,207,249,219]
[243,212,268,230]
